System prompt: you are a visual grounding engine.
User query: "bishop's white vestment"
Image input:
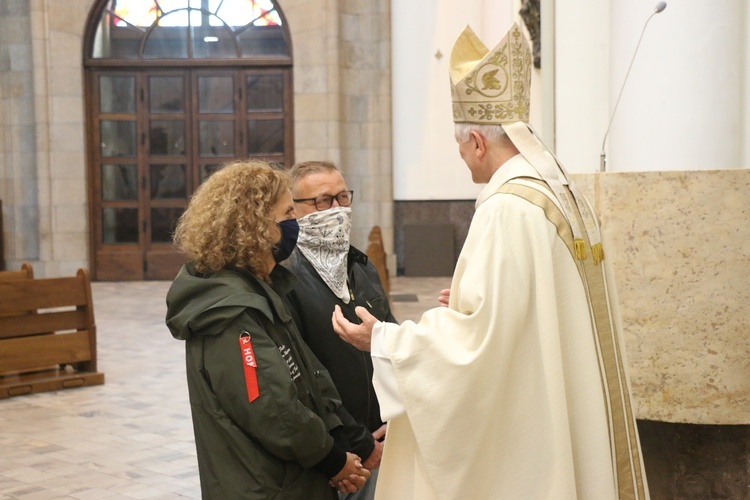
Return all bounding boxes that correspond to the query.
[370,155,649,499]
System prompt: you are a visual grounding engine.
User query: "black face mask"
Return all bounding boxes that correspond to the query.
[272,219,299,263]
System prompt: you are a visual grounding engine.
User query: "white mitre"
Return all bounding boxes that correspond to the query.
[450,23,531,125]
[449,23,604,263]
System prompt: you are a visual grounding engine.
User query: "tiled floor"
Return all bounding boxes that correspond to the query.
[0,276,450,500]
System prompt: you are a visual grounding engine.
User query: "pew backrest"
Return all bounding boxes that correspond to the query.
[0,267,105,398]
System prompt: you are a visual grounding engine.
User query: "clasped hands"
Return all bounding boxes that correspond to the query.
[330,452,370,493]
[329,423,386,493]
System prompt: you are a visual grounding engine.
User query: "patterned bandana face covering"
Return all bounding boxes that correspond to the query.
[296,207,353,303]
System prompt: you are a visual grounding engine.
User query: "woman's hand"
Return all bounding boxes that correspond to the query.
[330,452,370,493]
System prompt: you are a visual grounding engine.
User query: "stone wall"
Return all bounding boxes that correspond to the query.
[572,170,750,425]
[0,0,393,277]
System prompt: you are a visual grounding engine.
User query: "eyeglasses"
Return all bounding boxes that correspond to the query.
[293,190,354,211]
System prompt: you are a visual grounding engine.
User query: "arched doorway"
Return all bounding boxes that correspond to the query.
[83,0,294,280]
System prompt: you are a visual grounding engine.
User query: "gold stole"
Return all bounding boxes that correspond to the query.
[498,178,648,499]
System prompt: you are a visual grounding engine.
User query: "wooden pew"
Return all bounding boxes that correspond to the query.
[0,199,4,271]
[0,262,34,283]
[0,262,35,321]
[366,225,391,299]
[0,266,105,398]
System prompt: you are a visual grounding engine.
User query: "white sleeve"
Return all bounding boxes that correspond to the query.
[370,321,406,421]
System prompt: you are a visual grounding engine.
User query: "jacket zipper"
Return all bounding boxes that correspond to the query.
[349,283,373,427]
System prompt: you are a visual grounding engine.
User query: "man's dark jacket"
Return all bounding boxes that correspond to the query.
[284,246,397,461]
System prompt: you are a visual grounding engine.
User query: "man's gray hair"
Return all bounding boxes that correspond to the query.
[289,160,341,186]
[454,123,507,143]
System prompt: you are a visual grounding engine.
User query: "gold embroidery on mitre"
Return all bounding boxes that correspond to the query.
[450,24,532,124]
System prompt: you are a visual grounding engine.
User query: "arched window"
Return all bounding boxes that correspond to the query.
[91,0,289,59]
[83,0,294,280]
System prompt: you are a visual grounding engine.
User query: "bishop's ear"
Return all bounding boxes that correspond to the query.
[470,130,486,159]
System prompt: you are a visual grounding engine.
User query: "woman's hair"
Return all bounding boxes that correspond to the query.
[173,160,290,277]
[454,123,507,143]
[288,160,340,193]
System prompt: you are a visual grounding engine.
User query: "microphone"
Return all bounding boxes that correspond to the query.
[600,1,667,172]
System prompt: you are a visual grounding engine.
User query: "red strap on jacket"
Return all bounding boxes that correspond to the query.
[239,333,260,403]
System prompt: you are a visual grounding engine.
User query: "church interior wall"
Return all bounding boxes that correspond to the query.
[0,0,395,277]
[1,1,749,494]
[558,0,749,173]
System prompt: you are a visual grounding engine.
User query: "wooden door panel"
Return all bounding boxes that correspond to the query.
[145,251,184,280]
[94,250,143,281]
[88,67,293,280]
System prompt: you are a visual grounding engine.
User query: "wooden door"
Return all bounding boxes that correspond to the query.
[88,67,293,280]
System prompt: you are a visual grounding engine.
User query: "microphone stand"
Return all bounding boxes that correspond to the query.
[600,2,667,172]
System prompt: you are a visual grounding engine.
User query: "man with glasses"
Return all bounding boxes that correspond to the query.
[283,161,396,500]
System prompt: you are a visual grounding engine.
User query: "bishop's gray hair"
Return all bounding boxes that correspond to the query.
[454,123,507,143]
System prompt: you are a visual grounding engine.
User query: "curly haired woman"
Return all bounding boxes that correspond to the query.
[165,161,370,499]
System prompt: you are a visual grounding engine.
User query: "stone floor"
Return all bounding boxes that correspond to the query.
[0,276,450,500]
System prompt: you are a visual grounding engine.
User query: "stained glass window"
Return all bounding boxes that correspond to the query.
[92,0,288,59]
[111,0,281,27]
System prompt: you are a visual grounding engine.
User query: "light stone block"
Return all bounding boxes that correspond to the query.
[341,69,378,96]
[34,99,50,132]
[52,232,88,261]
[295,121,328,149]
[5,71,32,98]
[50,151,86,178]
[48,31,82,69]
[9,94,36,126]
[53,205,87,233]
[8,124,35,154]
[52,179,86,208]
[51,96,84,125]
[29,9,46,40]
[360,122,388,149]
[9,45,32,72]
[343,95,371,121]
[1,0,30,16]
[294,66,327,94]
[340,14,359,42]
[326,93,340,118]
[47,68,82,97]
[342,41,380,69]
[340,123,361,149]
[29,0,46,13]
[325,64,340,93]
[292,31,327,65]
[59,261,88,278]
[294,149,331,164]
[35,147,49,172]
[325,121,340,149]
[282,0,327,34]
[0,18,29,44]
[49,123,84,153]
[572,170,750,425]
[47,2,90,35]
[294,93,328,121]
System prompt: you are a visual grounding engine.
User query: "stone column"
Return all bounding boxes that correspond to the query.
[34,1,91,277]
[0,1,40,271]
[337,0,393,257]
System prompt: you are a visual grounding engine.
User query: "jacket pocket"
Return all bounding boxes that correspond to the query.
[364,294,388,317]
